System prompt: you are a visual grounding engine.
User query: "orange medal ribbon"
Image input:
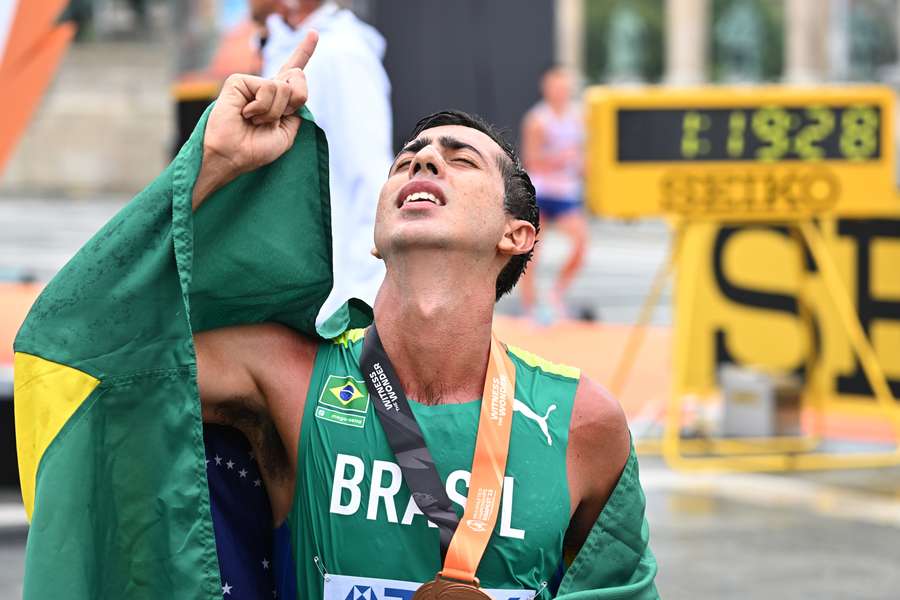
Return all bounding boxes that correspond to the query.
[436,334,516,586]
[362,326,516,598]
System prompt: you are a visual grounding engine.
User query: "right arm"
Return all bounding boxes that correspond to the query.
[194,322,318,465]
[522,111,567,174]
[186,32,323,519]
[520,111,546,174]
[521,110,573,174]
[194,322,318,521]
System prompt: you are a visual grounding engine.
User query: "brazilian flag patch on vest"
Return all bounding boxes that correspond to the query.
[316,375,370,428]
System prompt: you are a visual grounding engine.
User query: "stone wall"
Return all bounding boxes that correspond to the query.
[1,39,174,196]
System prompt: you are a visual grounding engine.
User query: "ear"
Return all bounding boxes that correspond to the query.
[497,219,536,257]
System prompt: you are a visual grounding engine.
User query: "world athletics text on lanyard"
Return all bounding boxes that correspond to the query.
[360,325,516,600]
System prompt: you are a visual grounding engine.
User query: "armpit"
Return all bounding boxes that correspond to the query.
[205,398,291,481]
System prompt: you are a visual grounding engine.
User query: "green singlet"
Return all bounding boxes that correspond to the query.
[289,329,583,600]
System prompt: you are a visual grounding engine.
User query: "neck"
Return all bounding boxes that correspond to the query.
[373,250,497,405]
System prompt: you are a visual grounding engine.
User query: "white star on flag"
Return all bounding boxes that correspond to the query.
[226,460,234,469]
[214,455,222,466]
[222,582,232,595]
[239,468,248,478]
[262,558,270,569]
[254,478,262,487]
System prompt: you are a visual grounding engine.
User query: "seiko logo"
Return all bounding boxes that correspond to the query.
[659,168,839,216]
[329,453,525,540]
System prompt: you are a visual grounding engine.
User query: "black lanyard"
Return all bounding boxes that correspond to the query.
[359,325,460,560]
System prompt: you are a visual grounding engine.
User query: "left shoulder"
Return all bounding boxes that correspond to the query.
[562,376,632,551]
[572,376,629,447]
[569,376,631,500]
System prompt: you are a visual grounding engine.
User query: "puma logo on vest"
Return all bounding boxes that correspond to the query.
[513,398,556,446]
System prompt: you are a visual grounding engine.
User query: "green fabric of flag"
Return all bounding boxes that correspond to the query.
[14,105,370,599]
[557,448,659,599]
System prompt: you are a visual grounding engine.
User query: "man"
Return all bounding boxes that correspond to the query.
[519,67,587,323]
[189,33,656,598]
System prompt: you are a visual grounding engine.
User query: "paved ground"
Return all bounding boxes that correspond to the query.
[0,530,25,598]
[0,491,25,598]
[643,458,900,599]
[3,196,900,598]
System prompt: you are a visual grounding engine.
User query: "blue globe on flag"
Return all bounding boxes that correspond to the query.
[339,384,355,402]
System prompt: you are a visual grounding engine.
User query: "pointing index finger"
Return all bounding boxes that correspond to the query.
[278,29,318,75]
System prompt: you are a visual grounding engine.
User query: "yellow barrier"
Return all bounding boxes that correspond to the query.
[621,216,900,472]
[588,84,900,472]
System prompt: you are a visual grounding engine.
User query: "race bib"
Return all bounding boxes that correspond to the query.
[323,573,535,600]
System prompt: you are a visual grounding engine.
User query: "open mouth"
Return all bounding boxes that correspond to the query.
[403,191,440,206]
[396,180,447,208]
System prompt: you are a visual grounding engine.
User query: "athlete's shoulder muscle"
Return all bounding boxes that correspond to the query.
[565,375,631,550]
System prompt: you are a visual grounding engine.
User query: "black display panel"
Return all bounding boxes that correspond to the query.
[617,106,881,162]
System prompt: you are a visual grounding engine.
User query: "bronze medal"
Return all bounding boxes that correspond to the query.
[413,576,493,600]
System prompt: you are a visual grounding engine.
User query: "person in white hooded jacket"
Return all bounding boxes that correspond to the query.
[257,0,393,325]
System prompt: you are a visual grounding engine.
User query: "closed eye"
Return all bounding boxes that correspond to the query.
[393,159,411,173]
[453,157,478,167]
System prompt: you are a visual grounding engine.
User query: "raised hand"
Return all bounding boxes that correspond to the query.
[192,30,318,208]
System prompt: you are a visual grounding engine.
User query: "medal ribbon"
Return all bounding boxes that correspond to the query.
[360,325,515,585]
[440,335,514,584]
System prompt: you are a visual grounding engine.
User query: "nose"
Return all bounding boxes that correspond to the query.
[408,145,443,178]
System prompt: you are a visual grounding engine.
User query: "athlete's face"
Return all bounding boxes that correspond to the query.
[374,125,533,268]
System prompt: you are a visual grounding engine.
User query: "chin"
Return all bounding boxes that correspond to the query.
[389,224,456,251]
[393,235,454,252]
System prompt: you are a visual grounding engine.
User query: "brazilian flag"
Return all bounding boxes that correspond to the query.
[13,106,370,598]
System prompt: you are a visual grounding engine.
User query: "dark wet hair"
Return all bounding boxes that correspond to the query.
[406,110,540,301]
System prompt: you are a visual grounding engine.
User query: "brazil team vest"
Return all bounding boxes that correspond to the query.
[288,329,582,600]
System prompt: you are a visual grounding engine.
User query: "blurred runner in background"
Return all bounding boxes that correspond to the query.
[519,67,586,323]
[254,0,392,325]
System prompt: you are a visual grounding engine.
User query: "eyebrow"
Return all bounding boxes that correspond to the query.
[395,135,487,162]
[436,135,486,161]
[397,136,431,157]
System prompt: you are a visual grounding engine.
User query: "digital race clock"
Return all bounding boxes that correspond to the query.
[585,86,897,220]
